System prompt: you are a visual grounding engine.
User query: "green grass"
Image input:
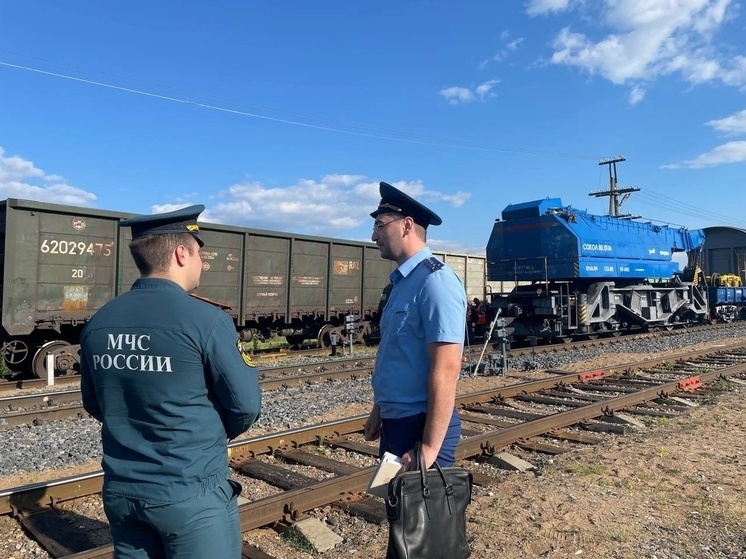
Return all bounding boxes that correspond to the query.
[567,464,605,476]
[0,355,12,377]
[242,336,319,353]
[284,527,317,555]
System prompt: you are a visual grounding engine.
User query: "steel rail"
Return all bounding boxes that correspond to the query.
[5,342,746,514]
[0,365,377,428]
[8,339,746,428]
[3,343,746,558]
[61,358,746,559]
[5,320,740,391]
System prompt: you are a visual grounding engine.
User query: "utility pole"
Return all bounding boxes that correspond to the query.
[588,156,640,217]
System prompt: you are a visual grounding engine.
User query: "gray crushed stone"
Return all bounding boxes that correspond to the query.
[1,325,746,478]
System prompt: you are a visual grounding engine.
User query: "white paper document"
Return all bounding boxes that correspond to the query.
[367,451,403,498]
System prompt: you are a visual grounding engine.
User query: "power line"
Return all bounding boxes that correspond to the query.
[0,59,605,160]
[634,191,744,227]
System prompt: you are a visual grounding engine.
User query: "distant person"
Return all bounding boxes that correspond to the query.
[363,182,467,473]
[80,205,261,559]
[471,297,487,337]
[330,331,338,356]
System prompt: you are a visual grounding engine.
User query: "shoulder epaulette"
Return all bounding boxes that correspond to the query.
[423,257,444,272]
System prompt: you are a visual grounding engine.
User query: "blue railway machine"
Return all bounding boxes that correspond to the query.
[486,158,709,343]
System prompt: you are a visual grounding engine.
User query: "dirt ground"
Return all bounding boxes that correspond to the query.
[4,341,746,558]
[246,343,746,559]
[246,381,746,558]
[463,384,746,558]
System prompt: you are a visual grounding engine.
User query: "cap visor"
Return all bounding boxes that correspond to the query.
[192,233,205,247]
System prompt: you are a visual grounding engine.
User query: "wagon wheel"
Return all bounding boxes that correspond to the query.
[354,320,372,344]
[317,324,334,349]
[2,339,29,366]
[32,341,72,378]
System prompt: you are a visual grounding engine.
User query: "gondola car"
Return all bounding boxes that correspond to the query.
[0,198,485,377]
[700,226,746,322]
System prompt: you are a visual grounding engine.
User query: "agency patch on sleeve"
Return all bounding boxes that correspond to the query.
[237,340,255,367]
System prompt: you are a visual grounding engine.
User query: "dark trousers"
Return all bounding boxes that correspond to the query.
[381,409,462,559]
[103,478,242,559]
[379,408,461,467]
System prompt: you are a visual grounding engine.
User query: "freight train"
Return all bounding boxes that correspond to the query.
[0,198,485,377]
[485,196,710,343]
[700,226,746,323]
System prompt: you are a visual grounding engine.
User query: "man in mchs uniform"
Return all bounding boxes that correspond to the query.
[80,205,261,559]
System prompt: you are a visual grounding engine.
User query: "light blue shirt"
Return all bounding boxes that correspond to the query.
[372,248,467,419]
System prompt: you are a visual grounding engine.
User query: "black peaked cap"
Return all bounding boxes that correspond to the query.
[370,182,442,228]
[119,204,206,247]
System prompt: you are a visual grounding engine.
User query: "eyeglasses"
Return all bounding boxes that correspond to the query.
[372,217,405,233]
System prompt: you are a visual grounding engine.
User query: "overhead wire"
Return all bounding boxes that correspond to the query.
[1,55,742,229]
[588,163,744,229]
[0,57,605,160]
[633,191,744,228]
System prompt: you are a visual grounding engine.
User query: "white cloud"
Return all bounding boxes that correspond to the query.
[475,81,497,97]
[661,140,746,168]
[320,174,366,187]
[492,36,525,63]
[150,203,199,214]
[440,86,474,105]
[526,0,571,17]
[0,148,470,238]
[628,84,646,105]
[440,80,500,105]
[428,238,484,255]
[0,147,97,206]
[547,0,743,93]
[385,180,471,207]
[205,176,471,236]
[439,191,471,207]
[706,109,746,134]
[507,38,525,51]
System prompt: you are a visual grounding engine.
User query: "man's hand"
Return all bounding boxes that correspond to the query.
[363,404,381,441]
[400,443,438,471]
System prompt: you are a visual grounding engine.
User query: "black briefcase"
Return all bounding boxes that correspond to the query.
[385,443,472,559]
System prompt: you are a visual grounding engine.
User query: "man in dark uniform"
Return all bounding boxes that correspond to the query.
[80,205,261,559]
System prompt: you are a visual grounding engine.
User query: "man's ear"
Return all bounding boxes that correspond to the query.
[174,244,189,266]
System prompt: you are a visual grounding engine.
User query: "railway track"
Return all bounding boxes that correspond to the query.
[3,342,746,558]
[0,357,378,428]
[1,321,742,428]
[3,320,736,390]
[4,320,740,394]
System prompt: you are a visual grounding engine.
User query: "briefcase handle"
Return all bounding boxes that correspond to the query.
[414,442,452,498]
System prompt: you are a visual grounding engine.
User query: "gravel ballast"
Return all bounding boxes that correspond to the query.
[2,324,746,480]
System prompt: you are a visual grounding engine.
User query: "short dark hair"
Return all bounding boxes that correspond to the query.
[129,233,197,275]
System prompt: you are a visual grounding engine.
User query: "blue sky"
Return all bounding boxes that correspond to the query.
[1,0,745,255]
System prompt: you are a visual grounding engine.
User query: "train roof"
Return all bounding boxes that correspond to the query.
[1,197,379,248]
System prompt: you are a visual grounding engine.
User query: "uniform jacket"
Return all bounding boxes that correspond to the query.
[372,248,466,419]
[80,277,261,504]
